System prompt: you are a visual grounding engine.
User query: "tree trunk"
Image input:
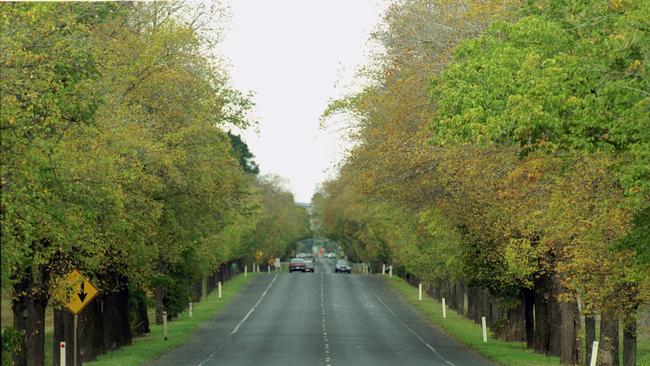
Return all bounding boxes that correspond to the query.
[458,281,465,315]
[623,317,636,366]
[523,287,535,349]
[154,284,165,325]
[549,287,562,357]
[598,311,619,366]
[479,289,490,326]
[534,274,550,354]
[463,287,468,321]
[506,299,526,341]
[559,295,580,365]
[585,315,596,366]
[102,286,132,352]
[78,296,104,362]
[12,267,48,366]
[129,287,150,336]
[487,294,495,328]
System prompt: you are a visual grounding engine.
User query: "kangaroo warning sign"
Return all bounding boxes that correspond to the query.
[60,270,99,315]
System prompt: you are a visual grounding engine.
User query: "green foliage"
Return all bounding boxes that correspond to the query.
[1,3,309,360]
[431,1,650,197]
[315,2,649,358]
[243,175,311,262]
[228,132,260,175]
[1,327,24,366]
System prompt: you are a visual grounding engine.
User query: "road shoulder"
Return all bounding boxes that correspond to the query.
[86,273,265,366]
[382,275,559,366]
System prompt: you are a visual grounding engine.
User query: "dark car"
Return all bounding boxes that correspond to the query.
[303,257,315,273]
[289,258,306,272]
[335,259,351,273]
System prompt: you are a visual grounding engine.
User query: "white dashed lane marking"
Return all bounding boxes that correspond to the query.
[320,272,332,366]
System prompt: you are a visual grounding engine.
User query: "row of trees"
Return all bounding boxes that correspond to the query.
[314,1,648,365]
[1,2,310,365]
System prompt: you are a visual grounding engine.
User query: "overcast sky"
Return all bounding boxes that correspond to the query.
[218,0,386,203]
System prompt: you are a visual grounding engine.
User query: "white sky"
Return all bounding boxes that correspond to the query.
[218,0,386,203]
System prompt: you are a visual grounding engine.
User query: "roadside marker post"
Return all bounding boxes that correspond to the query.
[189,302,192,318]
[389,266,393,278]
[218,281,222,299]
[442,298,447,318]
[163,311,168,341]
[590,341,599,366]
[60,342,66,366]
[418,283,423,301]
[268,265,270,274]
[382,264,386,275]
[482,316,488,342]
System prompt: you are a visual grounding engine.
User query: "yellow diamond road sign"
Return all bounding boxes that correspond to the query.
[61,270,99,315]
[255,250,263,260]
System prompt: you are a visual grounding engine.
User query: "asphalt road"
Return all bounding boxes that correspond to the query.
[148,259,496,366]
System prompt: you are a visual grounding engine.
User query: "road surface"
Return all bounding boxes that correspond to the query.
[148,259,496,366]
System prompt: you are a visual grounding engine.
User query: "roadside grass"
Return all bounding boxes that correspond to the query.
[385,276,559,366]
[639,332,650,366]
[87,272,257,366]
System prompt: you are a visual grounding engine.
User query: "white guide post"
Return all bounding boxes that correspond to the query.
[482,316,488,342]
[590,341,599,366]
[268,265,270,274]
[389,266,393,278]
[442,298,447,318]
[382,264,386,275]
[189,302,192,318]
[163,311,168,341]
[419,283,423,301]
[60,342,66,366]
[244,265,248,278]
[218,281,222,299]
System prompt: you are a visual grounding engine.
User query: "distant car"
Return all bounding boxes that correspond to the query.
[303,257,315,272]
[335,259,351,273]
[289,258,306,272]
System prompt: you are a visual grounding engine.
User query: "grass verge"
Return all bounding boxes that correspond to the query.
[385,276,559,366]
[87,272,257,366]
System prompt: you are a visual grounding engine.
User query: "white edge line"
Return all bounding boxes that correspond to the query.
[197,274,278,366]
[370,283,455,366]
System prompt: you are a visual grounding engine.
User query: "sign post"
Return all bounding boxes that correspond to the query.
[73,315,78,366]
[57,270,99,366]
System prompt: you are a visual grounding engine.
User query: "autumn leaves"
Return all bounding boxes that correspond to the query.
[314,1,648,365]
